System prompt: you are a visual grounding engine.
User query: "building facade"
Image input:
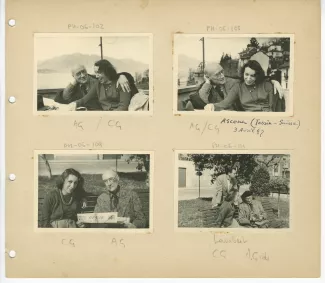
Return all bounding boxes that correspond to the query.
[178,160,214,188]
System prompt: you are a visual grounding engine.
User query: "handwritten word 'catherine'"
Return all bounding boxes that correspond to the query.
[246,248,270,262]
[214,235,248,244]
[189,122,220,135]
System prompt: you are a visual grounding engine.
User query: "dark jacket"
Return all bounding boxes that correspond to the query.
[187,78,242,111]
[215,201,236,228]
[94,187,146,228]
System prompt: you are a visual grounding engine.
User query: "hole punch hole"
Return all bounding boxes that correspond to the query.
[9,250,16,258]
[8,96,16,104]
[9,174,16,181]
[8,19,16,27]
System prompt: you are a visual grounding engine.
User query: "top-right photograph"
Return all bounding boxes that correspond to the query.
[174,34,294,115]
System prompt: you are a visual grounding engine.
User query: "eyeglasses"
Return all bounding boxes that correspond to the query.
[103,177,118,183]
[215,71,224,79]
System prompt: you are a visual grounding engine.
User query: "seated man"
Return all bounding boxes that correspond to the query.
[185,63,284,111]
[55,64,134,110]
[93,168,146,228]
[238,190,268,228]
[215,189,241,228]
[188,63,240,110]
[211,164,239,208]
[69,60,138,111]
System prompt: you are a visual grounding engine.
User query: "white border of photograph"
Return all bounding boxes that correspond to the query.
[34,150,154,234]
[173,34,294,117]
[33,33,154,116]
[174,149,293,233]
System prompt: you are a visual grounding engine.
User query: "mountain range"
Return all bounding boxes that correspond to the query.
[177,54,201,77]
[37,53,149,75]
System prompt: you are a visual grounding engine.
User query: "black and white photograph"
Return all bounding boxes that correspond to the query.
[35,34,152,114]
[174,34,293,115]
[36,152,152,230]
[176,152,290,229]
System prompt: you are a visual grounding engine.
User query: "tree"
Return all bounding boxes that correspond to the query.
[125,154,150,173]
[40,154,52,179]
[187,154,258,185]
[220,53,232,64]
[247,37,260,49]
[255,154,288,168]
[266,177,289,217]
[142,69,149,83]
[135,72,142,84]
[250,165,271,197]
[260,42,269,53]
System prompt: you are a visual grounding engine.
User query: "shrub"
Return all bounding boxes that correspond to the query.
[267,177,289,195]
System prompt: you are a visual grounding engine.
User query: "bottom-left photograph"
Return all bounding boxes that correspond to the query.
[35,151,152,230]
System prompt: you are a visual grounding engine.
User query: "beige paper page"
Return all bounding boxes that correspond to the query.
[5,0,320,278]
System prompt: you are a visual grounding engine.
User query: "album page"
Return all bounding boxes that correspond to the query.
[5,0,320,278]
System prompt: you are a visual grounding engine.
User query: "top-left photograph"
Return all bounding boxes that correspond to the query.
[34,33,153,115]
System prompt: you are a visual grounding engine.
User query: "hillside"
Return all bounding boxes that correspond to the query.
[37,53,149,75]
[178,54,201,76]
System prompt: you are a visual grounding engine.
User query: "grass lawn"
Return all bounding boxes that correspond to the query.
[178,196,290,228]
[178,198,212,228]
[267,196,290,227]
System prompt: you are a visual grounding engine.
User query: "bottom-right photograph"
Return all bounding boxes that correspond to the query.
[176,152,291,229]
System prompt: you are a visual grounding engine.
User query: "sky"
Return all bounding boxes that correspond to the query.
[176,35,278,63]
[35,35,150,64]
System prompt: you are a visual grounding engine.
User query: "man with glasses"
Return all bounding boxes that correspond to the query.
[56,64,132,110]
[93,169,146,228]
[187,63,239,110]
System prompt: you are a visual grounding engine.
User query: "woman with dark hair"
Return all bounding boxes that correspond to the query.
[206,60,274,112]
[69,59,135,111]
[41,168,87,228]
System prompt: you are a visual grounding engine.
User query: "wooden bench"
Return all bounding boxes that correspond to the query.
[38,189,150,228]
[201,198,285,228]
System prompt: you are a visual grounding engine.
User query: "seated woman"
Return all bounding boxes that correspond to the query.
[41,168,87,228]
[69,60,135,111]
[215,189,241,228]
[206,60,275,112]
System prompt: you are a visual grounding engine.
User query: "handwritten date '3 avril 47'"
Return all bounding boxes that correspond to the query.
[190,118,301,137]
